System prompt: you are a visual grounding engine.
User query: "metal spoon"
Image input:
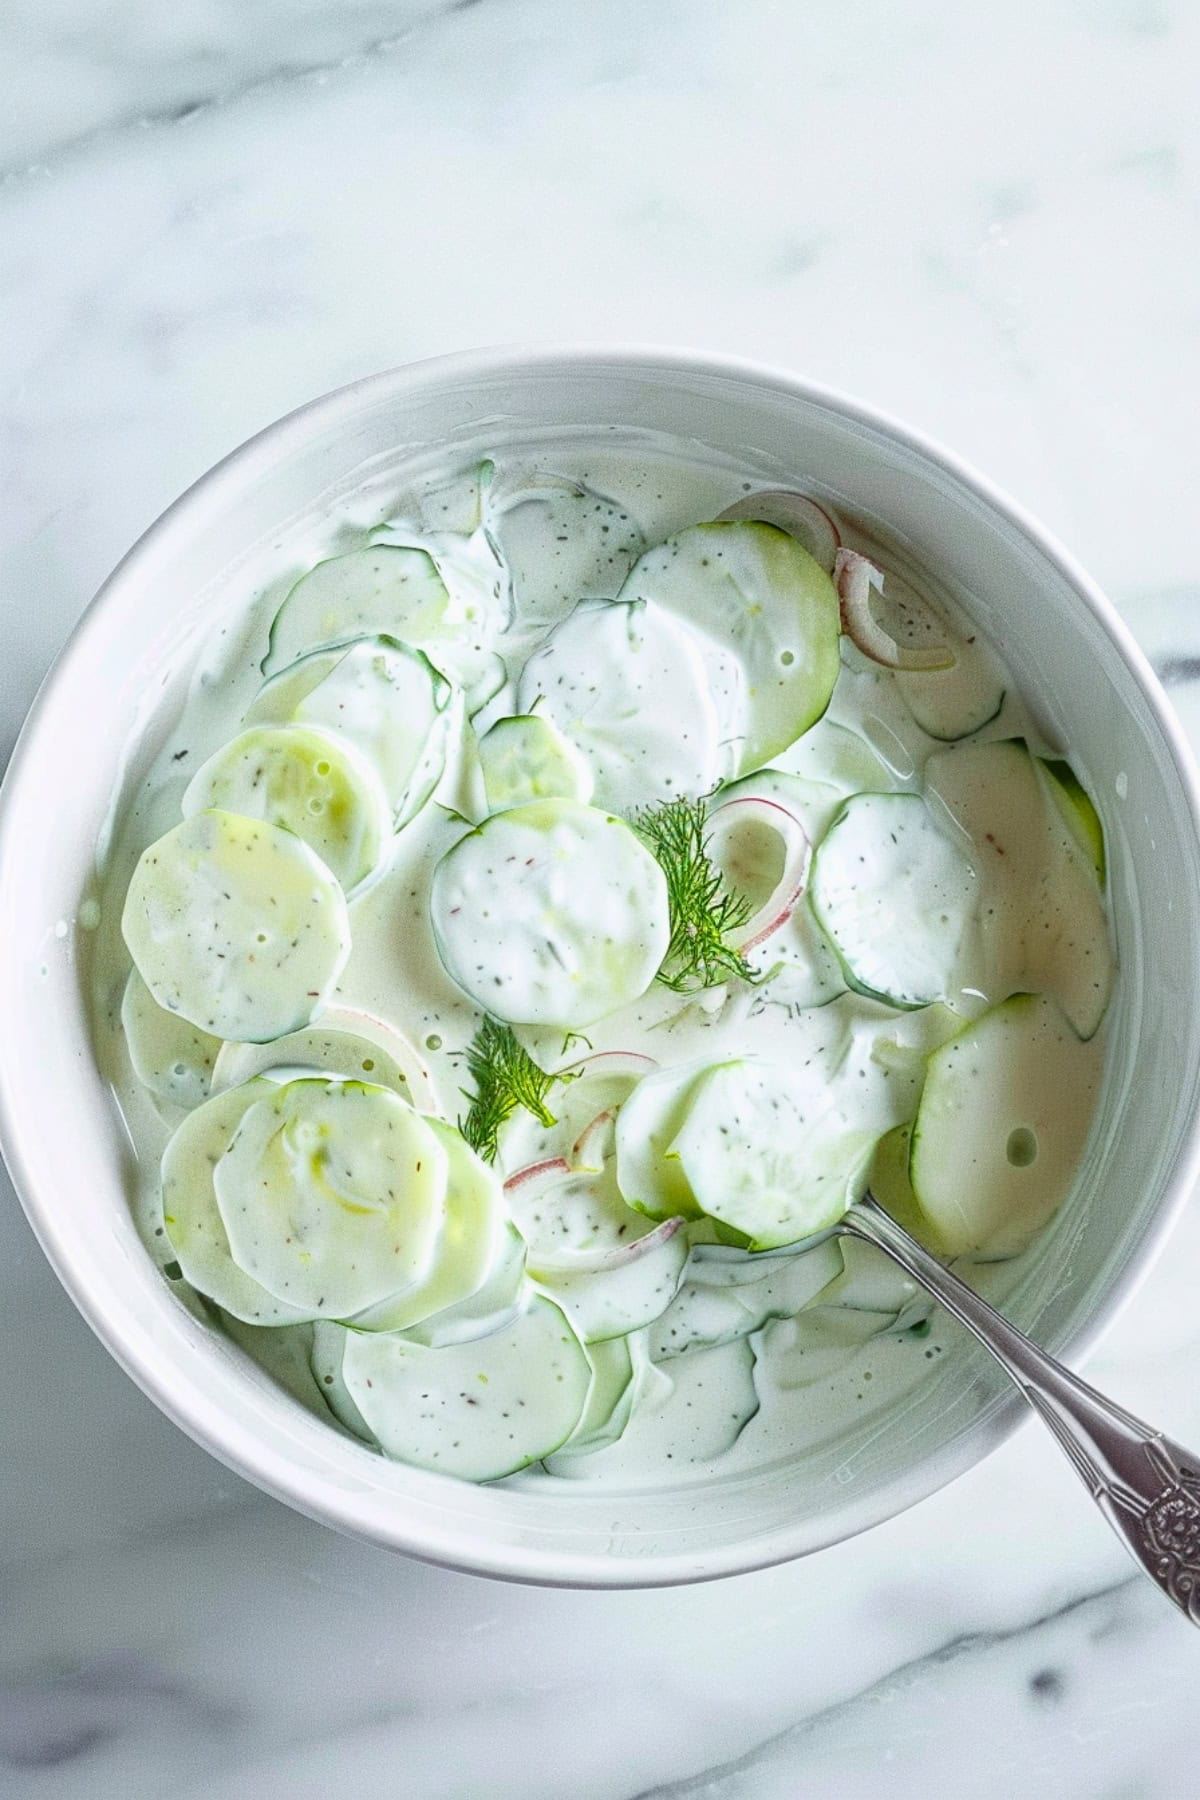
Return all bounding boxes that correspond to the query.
[841,1190,1200,1625]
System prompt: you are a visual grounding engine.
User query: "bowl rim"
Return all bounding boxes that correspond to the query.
[4,341,1200,1588]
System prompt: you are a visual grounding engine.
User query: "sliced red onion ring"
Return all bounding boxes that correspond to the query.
[529,1214,686,1276]
[563,1050,658,1082]
[502,1155,571,1197]
[708,795,811,954]
[571,1107,616,1171]
[835,549,955,672]
[716,491,841,572]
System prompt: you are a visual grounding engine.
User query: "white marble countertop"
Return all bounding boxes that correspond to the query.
[4,2,1200,1793]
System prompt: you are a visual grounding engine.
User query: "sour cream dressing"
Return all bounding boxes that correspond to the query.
[87,435,1114,1491]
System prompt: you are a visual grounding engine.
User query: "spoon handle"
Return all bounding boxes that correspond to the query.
[848,1191,1200,1624]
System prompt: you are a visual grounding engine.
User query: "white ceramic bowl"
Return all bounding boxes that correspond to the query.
[3,347,1200,1588]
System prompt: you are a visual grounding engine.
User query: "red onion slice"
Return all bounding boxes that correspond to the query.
[717,491,841,572]
[708,795,811,954]
[835,549,956,672]
[502,1155,572,1197]
[530,1214,686,1276]
[571,1107,617,1171]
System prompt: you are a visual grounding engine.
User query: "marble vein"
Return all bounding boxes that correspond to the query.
[1,0,489,188]
[623,1575,1138,1800]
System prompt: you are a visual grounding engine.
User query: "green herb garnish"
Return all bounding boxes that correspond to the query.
[631,795,757,992]
[458,1017,563,1164]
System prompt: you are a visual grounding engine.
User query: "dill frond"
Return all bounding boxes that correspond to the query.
[631,795,758,992]
[458,1017,562,1164]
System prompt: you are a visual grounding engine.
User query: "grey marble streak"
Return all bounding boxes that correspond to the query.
[0,0,485,174]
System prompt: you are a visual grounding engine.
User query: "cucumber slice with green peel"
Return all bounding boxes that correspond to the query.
[517,598,724,812]
[668,1055,884,1248]
[210,1006,435,1110]
[810,792,977,1009]
[648,1237,843,1360]
[348,1119,505,1332]
[776,717,894,796]
[542,1335,636,1467]
[336,1294,592,1480]
[1038,757,1106,883]
[122,810,351,1043]
[614,1058,716,1221]
[618,521,841,774]
[440,645,507,721]
[810,1234,930,1326]
[431,799,670,1029]
[249,637,454,828]
[212,1079,447,1317]
[183,725,391,894]
[311,1318,378,1443]
[262,547,450,676]
[533,1218,688,1343]
[478,713,594,811]
[403,1221,527,1348]
[926,739,1114,1038]
[896,639,1006,741]
[543,1335,760,1482]
[909,993,1104,1259]
[716,769,844,848]
[160,1079,316,1326]
[487,479,644,629]
[505,1154,660,1261]
[122,969,220,1110]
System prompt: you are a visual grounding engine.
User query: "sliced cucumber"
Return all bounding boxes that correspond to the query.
[311,1318,377,1443]
[183,724,391,894]
[810,1234,929,1328]
[121,969,219,1110]
[926,739,1114,1037]
[542,1336,759,1482]
[506,1155,658,1261]
[1038,757,1106,884]
[618,521,841,773]
[122,810,351,1043]
[613,1058,715,1220]
[431,799,670,1029]
[716,769,844,848]
[909,993,1104,1258]
[533,1220,688,1343]
[212,1079,447,1317]
[896,637,1006,741]
[336,1294,592,1480]
[250,636,453,828]
[542,1335,636,1467]
[486,478,644,628]
[810,792,976,1009]
[210,1006,435,1109]
[648,1237,842,1360]
[348,1119,504,1332]
[262,547,450,676]
[776,717,895,795]
[517,598,723,812]
[403,1221,527,1347]
[160,1079,315,1325]
[478,713,594,811]
[668,1055,883,1248]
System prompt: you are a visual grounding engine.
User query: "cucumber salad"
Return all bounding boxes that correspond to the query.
[90,444,1115,1488]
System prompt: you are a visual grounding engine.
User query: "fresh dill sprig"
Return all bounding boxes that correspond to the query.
[631,795,758,993]
[458,1017,562,1164]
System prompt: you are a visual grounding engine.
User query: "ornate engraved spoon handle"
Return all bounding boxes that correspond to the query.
[846,1192,1200,1624]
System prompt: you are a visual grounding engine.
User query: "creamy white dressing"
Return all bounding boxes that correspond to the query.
[87,434,1115,1492]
